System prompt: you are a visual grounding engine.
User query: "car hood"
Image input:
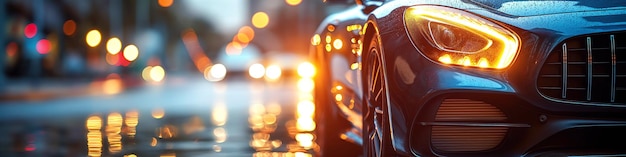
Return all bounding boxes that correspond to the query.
[471,0,626,17]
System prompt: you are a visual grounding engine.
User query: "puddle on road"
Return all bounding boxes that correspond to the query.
[0,78,318,157]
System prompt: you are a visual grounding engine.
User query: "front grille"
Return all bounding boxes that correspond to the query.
[537,33,626,104]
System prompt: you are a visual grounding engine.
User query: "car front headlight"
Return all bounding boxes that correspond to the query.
[404,5,520,69]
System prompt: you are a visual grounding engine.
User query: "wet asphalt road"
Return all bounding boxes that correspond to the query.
[0,75,318,157]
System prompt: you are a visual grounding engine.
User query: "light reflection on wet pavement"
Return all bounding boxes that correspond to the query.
[0,75,317,157]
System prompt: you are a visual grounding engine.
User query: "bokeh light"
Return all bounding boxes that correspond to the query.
[206,64,227,82]
[123,45,139,61]
[150,65,166,82]
[103,73,123,95]
[152,108,165,119]
[125,110,139,136]
[158,0,174,7]
[210,64,227,80]
[265,65,282,81]
[252,12,269,29]
[239,26,255,42]
[36,39,51,54]
[86,115,102,130]
[297,100,315,118]
[311,34,321,46]
[212,102,228,126]
[236,33,251,44]
[86,115,103,157]
[296,117,316,132]
[297,62,315,78]
[106,37,122,55]
[86,30,102,47]
[63,20,76,36]
[225,42,243,55]
[214,127,227,143]
[248,63,265,79]
[333,39,343,50]
[142,66,153,81]
[297,78,314,92]
[286,0,302,6]
[6,42,17,57]
[24,23,37,38]
[105,53,120,66]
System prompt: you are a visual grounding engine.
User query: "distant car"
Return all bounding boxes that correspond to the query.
[212,45,309,82]
[311,0,626,156]
[210,44,262,81]
[262,52,309,80]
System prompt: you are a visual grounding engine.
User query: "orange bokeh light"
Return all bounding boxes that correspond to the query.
[235,33,251,44]
[158,0,174,7]
[103,73,123,95]
[182,29,213,72]
[6,42,18,57]
[239,26,255,41]
[106,53,119,66]
[63,20,76,36]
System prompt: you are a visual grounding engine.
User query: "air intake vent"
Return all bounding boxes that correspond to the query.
[435,99,506,122]
[432,126,507,152]
[537,33,626,104]
[431,99,508,152]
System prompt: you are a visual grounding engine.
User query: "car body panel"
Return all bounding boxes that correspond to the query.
[310,5,369,156]
[471,0,626,17]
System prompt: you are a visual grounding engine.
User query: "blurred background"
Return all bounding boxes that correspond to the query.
[0,0,348,89]
[0,0,355,157]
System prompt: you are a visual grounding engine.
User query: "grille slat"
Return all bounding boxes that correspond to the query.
[611,35,616,102]
[431,126,507,152]
[562,43,568,98]
[538,33,626,104]
[586,37,593,101]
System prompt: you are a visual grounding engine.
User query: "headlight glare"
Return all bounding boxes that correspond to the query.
[405,6,520,69]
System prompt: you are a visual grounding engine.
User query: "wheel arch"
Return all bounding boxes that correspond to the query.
[361,15,410,155]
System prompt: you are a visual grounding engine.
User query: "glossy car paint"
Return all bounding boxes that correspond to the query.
[310,4,368,156]
[312,0,626,156]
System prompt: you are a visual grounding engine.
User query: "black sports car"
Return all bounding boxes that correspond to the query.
[311,0,626,156]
